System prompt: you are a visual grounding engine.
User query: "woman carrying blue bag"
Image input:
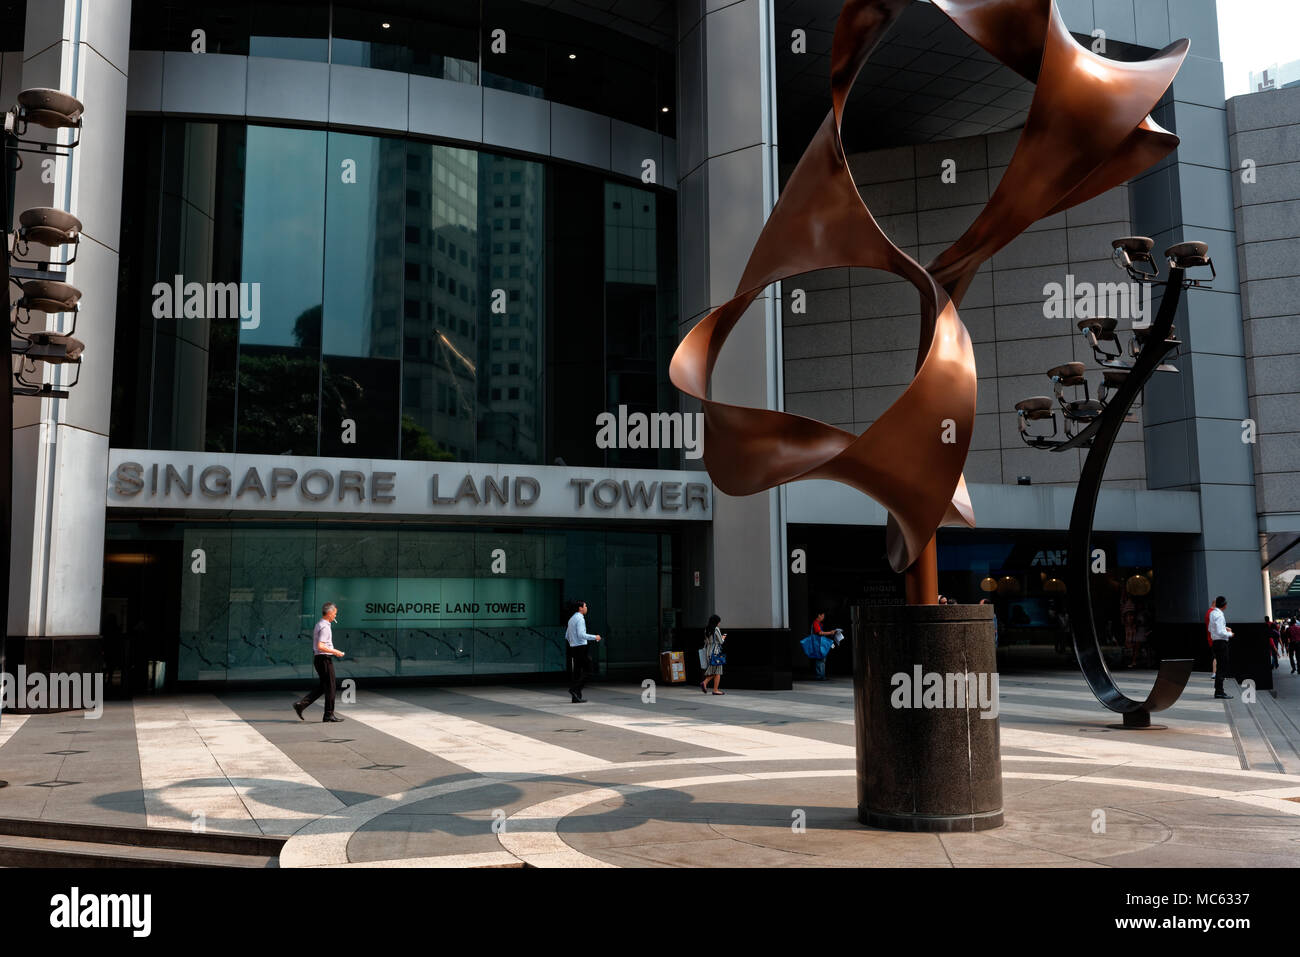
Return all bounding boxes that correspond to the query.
[700,614,727,695]
[800,611,842,680]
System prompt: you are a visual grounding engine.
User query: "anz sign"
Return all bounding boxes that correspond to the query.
[1030,549,1068,568]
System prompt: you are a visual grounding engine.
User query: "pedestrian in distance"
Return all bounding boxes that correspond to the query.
[806,611,842,680]
[294,602,346,722]
[1267,617,1280,671]
[1288,618,1300,674]
[701,614,726,695]
[566,599,601,703]
[1209,595,1233,700]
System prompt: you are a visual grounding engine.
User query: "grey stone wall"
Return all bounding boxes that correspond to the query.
[1229,85,1300,526]
[781,130,1146,489]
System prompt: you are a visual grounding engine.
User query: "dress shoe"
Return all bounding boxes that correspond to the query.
[293,701,305,721]
[1214,692,1232,699]
[323,714,345,722]
[572,695,587,703]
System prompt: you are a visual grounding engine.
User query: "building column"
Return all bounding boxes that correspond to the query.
[677,0,788,680]
[7,0,130,677]
[1129,1,1266,643]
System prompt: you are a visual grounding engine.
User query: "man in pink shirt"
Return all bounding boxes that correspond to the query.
[293,602,346,722]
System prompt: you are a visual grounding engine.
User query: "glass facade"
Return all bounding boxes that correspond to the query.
[104,523,676,684]
[111,118,677,469]
[789,525,1165,667]
[128,0,674,135]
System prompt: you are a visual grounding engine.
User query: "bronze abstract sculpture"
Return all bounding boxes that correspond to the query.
[669,0,1188,605]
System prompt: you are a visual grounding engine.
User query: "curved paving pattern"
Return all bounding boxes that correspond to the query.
[5,672,1300,867]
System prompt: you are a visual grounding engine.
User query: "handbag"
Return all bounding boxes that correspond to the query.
[707,630,726,666]
[800,633,824,660]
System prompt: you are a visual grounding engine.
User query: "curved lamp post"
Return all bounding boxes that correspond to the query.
[0,87,86,787]
[1014,239,1216,726]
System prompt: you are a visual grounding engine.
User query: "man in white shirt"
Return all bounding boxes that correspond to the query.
[1208,595,1233,700]
[294,602,346,721]
[565,600,601,703]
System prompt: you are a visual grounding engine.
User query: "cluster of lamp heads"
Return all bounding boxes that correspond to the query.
[6,88,86,399]
[1014,237,1215,450]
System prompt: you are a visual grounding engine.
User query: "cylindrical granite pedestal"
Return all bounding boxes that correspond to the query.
[852,603,1003,832]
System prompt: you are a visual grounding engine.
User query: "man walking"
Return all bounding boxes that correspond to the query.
[1209,595,1233,700]
[294,602,346,722]
[565,599,601,704]
[1288,617,1300,674]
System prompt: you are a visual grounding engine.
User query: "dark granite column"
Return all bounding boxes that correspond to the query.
[852,603,1002,832]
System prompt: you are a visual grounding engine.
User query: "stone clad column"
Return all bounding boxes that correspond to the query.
[7,0,131,678]
[677,0,789,684]
[1126,2,1267,659]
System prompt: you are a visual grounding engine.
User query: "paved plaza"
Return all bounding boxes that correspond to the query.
[2,669,1300,867]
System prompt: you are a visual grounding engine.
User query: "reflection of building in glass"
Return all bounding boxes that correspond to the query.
[604,183,659,468]
[403,146,480,460]
[400,146,544,463]
[479,154,544,464]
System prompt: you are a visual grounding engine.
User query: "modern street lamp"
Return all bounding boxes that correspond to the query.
[1013,237,1216,727]
[0,87,86,788]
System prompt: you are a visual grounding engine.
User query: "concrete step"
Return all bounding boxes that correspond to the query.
[0,817,285,856]
[0,834,277,868]
[0,817,284,867]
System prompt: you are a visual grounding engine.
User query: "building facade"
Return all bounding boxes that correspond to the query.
[2,0,1295,695]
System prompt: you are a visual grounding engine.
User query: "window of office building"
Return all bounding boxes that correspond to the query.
[237,125,327,455]
[128,0,673,134]
[331,2,478,82]
[129,0,330,60]
[111,119,673,467]
[320,132,406,459]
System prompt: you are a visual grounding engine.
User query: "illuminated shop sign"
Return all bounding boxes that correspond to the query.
[106,449,711,521]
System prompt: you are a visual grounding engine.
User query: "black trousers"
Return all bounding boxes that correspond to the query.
[297,654,337,717]
[1290,643,1299,672]
[568,645,590,697]
[1212,640,1230,696]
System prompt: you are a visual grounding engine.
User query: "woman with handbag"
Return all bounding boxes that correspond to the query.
[701,614,727,695]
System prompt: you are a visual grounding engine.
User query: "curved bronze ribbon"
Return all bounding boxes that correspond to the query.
[670,0,1187,574]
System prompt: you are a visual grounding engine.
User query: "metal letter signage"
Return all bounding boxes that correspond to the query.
[106,450,711,523]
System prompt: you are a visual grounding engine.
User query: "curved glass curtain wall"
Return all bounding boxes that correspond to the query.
[111,118,678,469]
[127,0,675,136]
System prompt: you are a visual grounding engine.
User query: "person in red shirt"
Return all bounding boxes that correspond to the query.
[810,612,842,681]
